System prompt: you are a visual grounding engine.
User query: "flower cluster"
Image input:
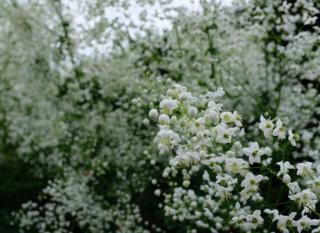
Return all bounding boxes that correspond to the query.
[152,84,320,233]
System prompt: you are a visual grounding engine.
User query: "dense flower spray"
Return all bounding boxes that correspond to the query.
[151,84,320,233]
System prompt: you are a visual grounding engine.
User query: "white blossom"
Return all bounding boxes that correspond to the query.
[243,142,264,164]
[259,116,274,138]
[273,120,287,140]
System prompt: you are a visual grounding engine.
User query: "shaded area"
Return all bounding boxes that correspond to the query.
[0,154,45,232]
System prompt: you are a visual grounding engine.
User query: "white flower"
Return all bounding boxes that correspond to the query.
[158,114,170,125]
[283,174,291,183]
[265,209,297,233]
[259,116,274,138]
[215,124,237,144]
[273,119,286,140]
[232,111,242,127]
[233,141,243,155]
[289,189,318,213]
[293,215,319,233]
[287,182,301,195]
[241,172,264,193]
[296,162,314,178]
[221,112,234,124]
[156,129,180,154]
[214,174,237,201]
[312,227,320,233]
[276,161,294,176]
[171,150,202,167]
[174,84,188,93]
[178,92,192,101]
[221,111,242,127]
[190,117,206,135]
[204,109,220,124]
[208,101,222,112]
[264,209,279,221]
[307,177,320,194]
[245,210,264,229]
[243,142,264,164]
[160,99,178,113]
[207,87,225,99]
[288,129,297,146]
[277,213,297,233]
[262,146,272,156]
[215,87,225,97]
[225,158,249,176]
[188,106,198,118]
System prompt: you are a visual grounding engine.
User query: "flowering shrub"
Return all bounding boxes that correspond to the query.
[0,0,319,233]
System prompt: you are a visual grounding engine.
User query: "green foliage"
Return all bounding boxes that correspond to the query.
[0,0,319,232]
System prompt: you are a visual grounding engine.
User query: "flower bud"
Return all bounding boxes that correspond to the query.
[149,109,158,120]
[188,107,198,118]
[154,189,161,196]
[183,180,190,188]
[283,174,291,183]
[142,118,150,126]
[159,114,170,125]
